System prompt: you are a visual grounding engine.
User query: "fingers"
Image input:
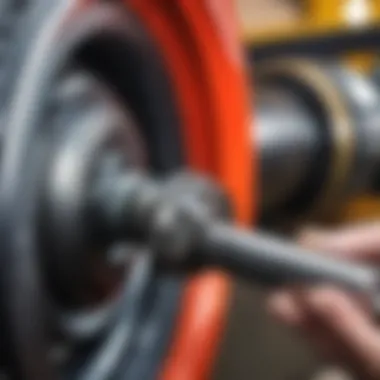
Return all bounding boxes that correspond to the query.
[268,287,380,376]
[305,288,373,349]
[303,288,380,378]
[267,221,380,328]
[267,287,371,349]
[298,222,380,261]
[267,222,380,378]
[267,289,344,360]
[268,222,380,326]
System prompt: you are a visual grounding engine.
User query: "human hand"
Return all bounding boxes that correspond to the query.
[267,223,380,380]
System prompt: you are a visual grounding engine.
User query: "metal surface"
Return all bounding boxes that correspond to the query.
[0,0,27,119]
[73,3,184,173]
[90,169,380,316]
[0,0,63,131]
[255,59,355,219]
[255,86,321,213]
[255,59,380,218]
[202,225,379,297]
[0,2,186,379]
[0,3,56,371]
[43,70,145,307]
[330,65,380,195]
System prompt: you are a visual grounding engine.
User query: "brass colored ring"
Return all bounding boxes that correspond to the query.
[256,58,356,218]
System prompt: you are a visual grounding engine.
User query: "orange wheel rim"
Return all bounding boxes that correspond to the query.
[127,1,255,379]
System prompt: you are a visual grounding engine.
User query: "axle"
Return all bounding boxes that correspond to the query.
[255,60,380,218]
[91,169,380,313]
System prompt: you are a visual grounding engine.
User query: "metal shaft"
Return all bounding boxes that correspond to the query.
[254,66,380,217]
[255,86,322,212]
[200,223,379,297]
[94,170,380,311]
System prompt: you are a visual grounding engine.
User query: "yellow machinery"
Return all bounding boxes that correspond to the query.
[242,0,380,48]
